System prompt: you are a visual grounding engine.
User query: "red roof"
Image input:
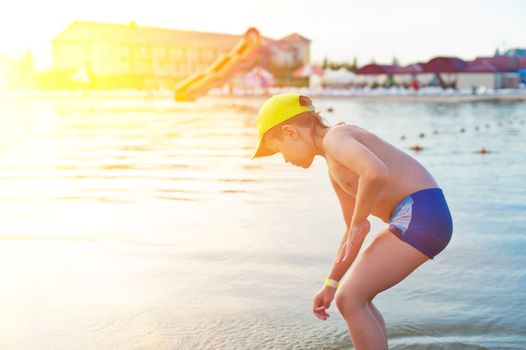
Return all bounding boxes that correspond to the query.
[464,59,498,73]
[391,64,423,74]
[278,33,311,43]
[473,56,519,72]
[354,56,524,75]
[422,57,468,73]
[355,64,395,75]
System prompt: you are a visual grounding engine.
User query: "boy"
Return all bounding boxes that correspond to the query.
[250,92,453,350]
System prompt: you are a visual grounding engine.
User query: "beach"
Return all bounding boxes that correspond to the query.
[0,95,525,349]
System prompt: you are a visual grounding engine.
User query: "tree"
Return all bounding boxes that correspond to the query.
[322,56,329,69]
[350,56,358,72]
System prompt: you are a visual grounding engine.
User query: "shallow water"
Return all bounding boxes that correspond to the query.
[0,94,525,349]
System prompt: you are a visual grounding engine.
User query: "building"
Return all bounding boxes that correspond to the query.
[503,48,526,58]
[52,21,310,88]
[457,56,524,89]
[391,64,423,86]
[420,57,468,87]
[355,54,526,89]
[456,59,498,89]
[354,64,395,86]
[354,63,425,87]
[276,33,311,66]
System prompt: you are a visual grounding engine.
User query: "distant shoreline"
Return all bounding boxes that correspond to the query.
[208,92,526,103]
[1,88,526,104]
[314,94,526,103]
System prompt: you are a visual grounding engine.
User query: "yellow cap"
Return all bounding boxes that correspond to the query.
[250,92,315,159]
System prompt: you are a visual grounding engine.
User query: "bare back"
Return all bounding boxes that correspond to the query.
[325,124,439,222]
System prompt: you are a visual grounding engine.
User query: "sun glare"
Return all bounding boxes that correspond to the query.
[0,66,7,89]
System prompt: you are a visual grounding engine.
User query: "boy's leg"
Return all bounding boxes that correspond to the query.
[334,228,431,350]
[368,301,388,344]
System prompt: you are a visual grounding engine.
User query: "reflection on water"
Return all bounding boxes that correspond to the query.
[0,95,525,349]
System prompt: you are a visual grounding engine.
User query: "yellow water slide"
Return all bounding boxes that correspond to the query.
[174,27,261,101]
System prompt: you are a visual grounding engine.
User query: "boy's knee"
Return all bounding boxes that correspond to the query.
[335,290,368,316]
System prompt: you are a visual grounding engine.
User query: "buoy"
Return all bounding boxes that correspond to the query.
[477,147,490,154]
[460,128,465,133]
[418,132,425,138]
[327,107,334,113]
[410,145,423,152]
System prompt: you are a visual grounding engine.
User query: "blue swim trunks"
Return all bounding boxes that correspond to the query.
[388,188,453,259]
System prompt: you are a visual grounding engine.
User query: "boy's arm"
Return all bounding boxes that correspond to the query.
[326,173,361,282]
[329,172,354,230]
[323,128,387,266]
[323,128,388,231]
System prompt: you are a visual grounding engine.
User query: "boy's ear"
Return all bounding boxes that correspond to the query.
[281,124,298,138]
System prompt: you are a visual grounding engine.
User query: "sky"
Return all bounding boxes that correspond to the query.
[0,0,525,69]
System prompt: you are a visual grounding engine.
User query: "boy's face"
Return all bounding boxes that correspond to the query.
[264,125,315,168]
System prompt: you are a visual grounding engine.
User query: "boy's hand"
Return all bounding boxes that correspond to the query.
[336,220,370,263]
[312,286,336,320]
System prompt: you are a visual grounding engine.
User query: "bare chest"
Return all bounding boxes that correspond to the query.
[327,157,395,221]
[327,158,359,196]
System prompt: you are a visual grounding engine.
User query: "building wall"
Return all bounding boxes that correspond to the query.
[416,73,436,85]
[52,23,309,88]
[53,41,228,79]
[286,41,310,65]
[393,74,415,85]
[53,42,89,71]
[355,74,389,85]
[457,73,496,89]
[269,47,295,67]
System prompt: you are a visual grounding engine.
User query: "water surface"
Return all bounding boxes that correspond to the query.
[0,94,525,349]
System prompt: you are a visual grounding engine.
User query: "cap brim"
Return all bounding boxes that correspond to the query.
[250,137,277,159]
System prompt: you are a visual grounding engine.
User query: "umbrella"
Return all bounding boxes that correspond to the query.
[293,63,324,78]
[244,66,275,87]
[518,68,526,84]
[323,67,355,85]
